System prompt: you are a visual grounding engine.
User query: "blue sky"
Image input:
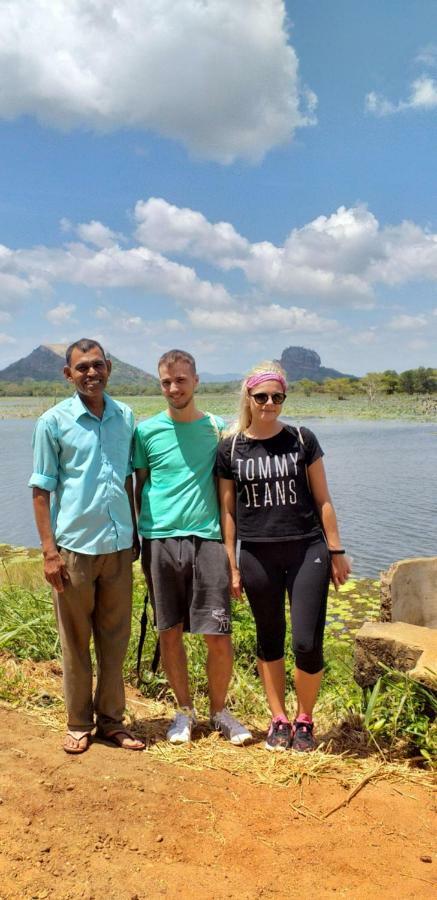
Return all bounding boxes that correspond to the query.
[0,0,436,377]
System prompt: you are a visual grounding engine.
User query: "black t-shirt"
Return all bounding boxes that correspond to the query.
[216,426,324,542]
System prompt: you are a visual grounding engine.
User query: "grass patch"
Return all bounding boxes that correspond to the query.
[1,564,434,767]
[0,392,435,421]
[0,584,59,660]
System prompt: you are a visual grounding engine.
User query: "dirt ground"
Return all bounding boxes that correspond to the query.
[0,703,435,900]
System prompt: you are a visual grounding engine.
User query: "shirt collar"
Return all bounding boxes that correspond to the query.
[71,392,121,422]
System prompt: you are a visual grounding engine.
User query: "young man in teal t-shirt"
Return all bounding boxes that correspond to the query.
[134,349,251,746]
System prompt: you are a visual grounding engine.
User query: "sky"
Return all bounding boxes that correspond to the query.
[0,0,437,377]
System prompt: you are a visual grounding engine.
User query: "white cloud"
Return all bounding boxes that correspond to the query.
[416,45,437,68]
[0,268,35,305]
[367,221,437,284]
[0,333,15,345]
[60,217,72,233]
[134,199,377,303]
[94,306,185,344]
[366,69,437,117]
[3,200,437,333]
[133,199,437,303]
[134,198,250,264]
[186,303,337,334]
[408,338,429,351]
[76,220,122,249]
[388,314,428,330]
[409,76,437,109]
[5,242,233,309]
[349,329,378,346]
[0,311,12,323]
[0,0,316,163]
[164,318,185,332]
[115,313,187,336]
[46,302,77,324]
[365,92,398,117]
[95,305,112,320]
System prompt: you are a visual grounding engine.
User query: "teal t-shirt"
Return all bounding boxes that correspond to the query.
[133,411,224,539]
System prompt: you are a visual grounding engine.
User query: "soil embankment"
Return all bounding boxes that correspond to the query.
[0,704,435,899]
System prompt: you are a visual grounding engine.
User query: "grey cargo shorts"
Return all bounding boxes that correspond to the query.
[141,536,231,634]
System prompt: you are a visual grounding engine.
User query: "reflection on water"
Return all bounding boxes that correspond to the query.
[0,416,435,578]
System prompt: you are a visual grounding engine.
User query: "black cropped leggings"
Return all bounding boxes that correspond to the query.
[239,537,330,674]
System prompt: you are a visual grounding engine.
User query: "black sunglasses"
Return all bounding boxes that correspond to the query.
[250,392,286,405]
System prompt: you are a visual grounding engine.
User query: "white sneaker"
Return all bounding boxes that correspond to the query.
[211,708,252,746]
[166,708,197,744]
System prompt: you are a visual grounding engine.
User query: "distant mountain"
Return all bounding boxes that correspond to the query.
[0,343,355,387]
[276,347,356,383]
[199,371,242,383]
[0,344,157,386]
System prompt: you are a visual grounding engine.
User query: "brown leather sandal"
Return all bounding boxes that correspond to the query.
[96,727,145,750]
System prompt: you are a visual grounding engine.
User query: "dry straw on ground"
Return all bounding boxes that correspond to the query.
[1,654,434,819]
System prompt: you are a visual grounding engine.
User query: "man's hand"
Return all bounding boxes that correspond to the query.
[230,567,244,600]
[43,550,68,593]
[132,534,141,562]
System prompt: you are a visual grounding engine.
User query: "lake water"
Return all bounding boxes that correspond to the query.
[0,416,435,578]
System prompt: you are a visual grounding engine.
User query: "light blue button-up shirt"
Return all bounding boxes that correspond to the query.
[29,392,134,555]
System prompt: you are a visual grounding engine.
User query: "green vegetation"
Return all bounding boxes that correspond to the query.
[0,379,159,398]
[0,364,436,404]
[1,360,436,420]
[362,671,436,763]
[121,390,436,422]
[0,583,59,660]
[0,561,435,763]
[1,389,436,421]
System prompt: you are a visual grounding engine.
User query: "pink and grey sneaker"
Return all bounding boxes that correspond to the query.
[291,715,316,752]
[265,716,293,751]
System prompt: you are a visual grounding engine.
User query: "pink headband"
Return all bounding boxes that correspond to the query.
[246,372,287,391]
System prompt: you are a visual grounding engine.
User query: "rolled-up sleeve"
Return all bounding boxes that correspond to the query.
[28,417,59,493]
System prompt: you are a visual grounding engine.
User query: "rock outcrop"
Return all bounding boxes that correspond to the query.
[276,346,355,383]
[380,557,437,627]
[354,621,437,689]
[354,556,437,690]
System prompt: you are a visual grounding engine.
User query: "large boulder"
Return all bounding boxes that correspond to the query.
[354,621,437,689]
[380,557,437,627]
[275,346,355,383]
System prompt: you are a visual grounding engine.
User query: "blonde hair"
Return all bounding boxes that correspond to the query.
[224,360,287,436]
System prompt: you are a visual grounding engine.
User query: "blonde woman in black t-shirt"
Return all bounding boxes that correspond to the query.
[217,361,351,751]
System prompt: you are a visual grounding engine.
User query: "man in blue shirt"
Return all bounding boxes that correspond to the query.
[29,338,144,754]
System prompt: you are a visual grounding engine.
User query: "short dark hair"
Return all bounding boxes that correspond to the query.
[65,339,108,366]
[158,349,196,375]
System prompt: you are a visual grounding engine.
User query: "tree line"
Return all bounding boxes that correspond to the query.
[292,367,437,400]
[0,367,435,398]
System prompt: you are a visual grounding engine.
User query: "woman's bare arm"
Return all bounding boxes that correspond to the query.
[218,477,243,598]
[307,457,351,589]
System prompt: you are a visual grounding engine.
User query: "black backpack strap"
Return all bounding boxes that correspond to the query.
[283,422,304,444]
[136,589,150,685]
[151,637,161,675]
[136,586,162,684]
